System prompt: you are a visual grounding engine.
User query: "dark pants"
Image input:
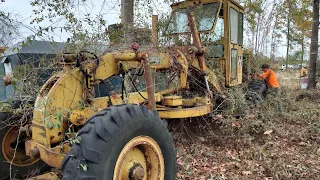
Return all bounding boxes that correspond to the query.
[266,87,283,115]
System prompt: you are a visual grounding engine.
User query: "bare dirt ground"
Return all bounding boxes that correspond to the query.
[174,70,320,180]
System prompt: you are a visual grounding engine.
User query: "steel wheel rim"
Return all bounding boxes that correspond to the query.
[2,126,40,167]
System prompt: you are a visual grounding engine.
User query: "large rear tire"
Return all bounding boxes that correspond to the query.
[246,80,267,104]
[0,112,49,179]
[61,104,176,180]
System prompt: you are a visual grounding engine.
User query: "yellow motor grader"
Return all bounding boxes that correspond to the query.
[0,0,244,179]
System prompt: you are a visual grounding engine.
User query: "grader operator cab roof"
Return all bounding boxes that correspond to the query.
[171,0,243,9]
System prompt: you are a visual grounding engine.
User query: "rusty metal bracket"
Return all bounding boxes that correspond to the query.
[25,141,70,168]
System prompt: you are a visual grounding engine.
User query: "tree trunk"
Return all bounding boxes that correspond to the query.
[121,0,134,25]
[307,0,319,89]
[271,28,276,62]
[285,7,290,71]
[254,18,260,56]
[251,28,255,51]
[301,36,304,62]
[121,0,134,44]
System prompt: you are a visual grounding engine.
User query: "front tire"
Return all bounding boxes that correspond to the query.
[61,104,176,180]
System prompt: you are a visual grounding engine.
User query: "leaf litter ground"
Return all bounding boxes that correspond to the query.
[172,89,320,180]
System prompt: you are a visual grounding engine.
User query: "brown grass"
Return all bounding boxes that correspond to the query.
[277,70,301,90]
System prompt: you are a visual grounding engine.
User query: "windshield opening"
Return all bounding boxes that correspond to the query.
[169,3,220,34]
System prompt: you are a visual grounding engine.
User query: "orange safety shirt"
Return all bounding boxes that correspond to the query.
[259,69,280,88]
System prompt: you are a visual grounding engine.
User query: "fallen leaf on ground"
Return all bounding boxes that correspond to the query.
[298,142,308,146]
[242,171,252,175]
[248,114,255,120]
[264,130,273,135]
[232,121,241,127]
[216,114,223,119]
[198,137,205,142]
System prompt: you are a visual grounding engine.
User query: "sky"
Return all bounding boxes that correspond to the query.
[1,0,122,43]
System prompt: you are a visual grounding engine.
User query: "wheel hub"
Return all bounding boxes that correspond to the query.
[2,126,40,166]
[113,136,164,180]
[129,163,145,180]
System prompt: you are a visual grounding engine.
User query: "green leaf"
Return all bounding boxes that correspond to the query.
[79,163,87,171]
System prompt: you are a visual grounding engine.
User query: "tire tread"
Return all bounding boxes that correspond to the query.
[61,104,176,180]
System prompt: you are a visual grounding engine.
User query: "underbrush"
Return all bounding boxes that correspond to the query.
[172,88,320,180]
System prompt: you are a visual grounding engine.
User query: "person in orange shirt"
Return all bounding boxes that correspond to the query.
[256,64,282,114]
[257,64,280,89]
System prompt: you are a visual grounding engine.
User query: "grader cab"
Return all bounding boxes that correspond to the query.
[0,0,244,179]
[169,0,244,87]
